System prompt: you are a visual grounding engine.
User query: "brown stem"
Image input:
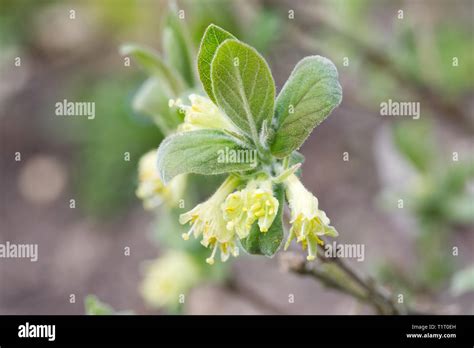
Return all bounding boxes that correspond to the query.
[279,251,404,315]
[225,277,287,315]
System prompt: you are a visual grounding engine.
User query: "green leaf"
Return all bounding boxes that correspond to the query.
[197,24,236,102]
[211,39,275,141]
[157,129,256,183]
[270,56,342,158]
[240,184,285,256]
[84,295,115,315]
[132,77,182,135]
[163,11,195,87]
[120,44,185,94]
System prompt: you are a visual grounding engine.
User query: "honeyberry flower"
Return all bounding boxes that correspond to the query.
[140,251,201,309]
[284,174,338,261]
[170,94,238,133]
[136,149,185,209]
[179,176,240,265]
[222,178,279,239]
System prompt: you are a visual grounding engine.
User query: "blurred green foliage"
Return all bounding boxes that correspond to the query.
[391,119,434,173]
[323,0,474,103]
[84,295,116,315]
[318,0,473,291]
[72,76,162,217]
[392,120,474,286]
[85,295,133,315]
[0,0,55,47]
[451,266,474,297]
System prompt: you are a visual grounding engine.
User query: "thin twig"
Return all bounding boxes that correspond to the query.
[279,251,404,315]
[225,277,287,315]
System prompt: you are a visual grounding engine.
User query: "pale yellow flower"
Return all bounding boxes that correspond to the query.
[179,176,240,264]
[136,149,186,209]
[140,251,201,309]
[284,174,338,261]
[222,179,279,239]
[170,94,238,132]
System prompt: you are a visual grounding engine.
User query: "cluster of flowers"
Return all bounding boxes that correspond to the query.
[137,94,338,264]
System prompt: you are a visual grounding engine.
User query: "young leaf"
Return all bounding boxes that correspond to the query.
[211,39,275,142]
[157,129,256,183]
[163,12,195,87]
[270,56,342,158]
[240,184,285,256]
[133,77,182,135]
[120,44,185,94]
[197,24,236,102]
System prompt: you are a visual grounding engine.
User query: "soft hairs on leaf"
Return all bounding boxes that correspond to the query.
[156,129,256,183]
[197,24,236,103]
[270,56,342,158]
[211,39,275,142]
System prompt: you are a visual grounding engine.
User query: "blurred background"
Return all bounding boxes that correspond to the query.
[0,0,473,314]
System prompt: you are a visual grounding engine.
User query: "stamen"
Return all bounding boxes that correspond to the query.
[307,234,317,261]
[206,243,218,265]
[182,224,196,240]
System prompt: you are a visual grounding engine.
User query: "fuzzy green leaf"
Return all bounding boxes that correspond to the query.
[132,77,182,135]
[120,44,185,94]
[211,39,275,141]
[157,129,256,183]
[197,24,236,102]
[240,184,285,256]
[271,56,342,158]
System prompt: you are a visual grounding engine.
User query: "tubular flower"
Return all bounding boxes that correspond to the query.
[136,150,185,209]
[222,179,279,239]
[140,251,201,309]
[179,176,240,265]
[284,174,338,261]
[170,94,238,133]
